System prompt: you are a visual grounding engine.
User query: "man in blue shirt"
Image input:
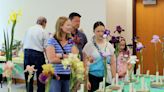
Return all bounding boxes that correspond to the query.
[69,12,88,61]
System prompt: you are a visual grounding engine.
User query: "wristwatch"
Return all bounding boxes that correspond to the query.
[60,53,64,59]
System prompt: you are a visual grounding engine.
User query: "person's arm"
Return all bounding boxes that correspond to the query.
[110,54,116,78]
[46,46,62,64]
[82,34,88,48]
[83,52,91,90]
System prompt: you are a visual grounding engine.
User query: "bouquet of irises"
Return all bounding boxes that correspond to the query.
[61,53,85,92]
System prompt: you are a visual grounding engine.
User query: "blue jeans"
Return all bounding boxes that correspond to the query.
[24,49,46,92]
[49,79,70,92]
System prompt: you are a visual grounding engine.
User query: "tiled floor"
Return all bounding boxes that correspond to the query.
[0,83,37,92]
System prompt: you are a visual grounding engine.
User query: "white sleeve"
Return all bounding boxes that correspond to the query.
[43,31,49,48]
[82,42,92,56]
[107,43,115,55]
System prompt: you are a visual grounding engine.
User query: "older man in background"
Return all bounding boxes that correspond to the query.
[23,16,48,92]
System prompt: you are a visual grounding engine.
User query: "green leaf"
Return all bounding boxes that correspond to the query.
[9,21,17,61]
[3,29,9,61]
[0,68,3,74]
[6,30,10,60]
[45,77,51,92]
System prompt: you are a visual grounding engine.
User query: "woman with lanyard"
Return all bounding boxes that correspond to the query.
[83,21,116,92]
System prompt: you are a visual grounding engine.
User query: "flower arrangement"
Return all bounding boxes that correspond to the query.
[0,10,24,92]
[61,53,85,92]
[134,37,145,74]
[24,65,37,92]
[127,55,138,82]
[109,25,125,61]
[3,10,22,61]
[0,61,23,92]
[101,26,125,91]
[150,35,164,87]
[100,29,111,92]
[39,64,57,92]
[151,35,161,72]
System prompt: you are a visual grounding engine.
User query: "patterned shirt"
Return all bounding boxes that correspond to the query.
[72,30,87,60]
[47,38,74,74]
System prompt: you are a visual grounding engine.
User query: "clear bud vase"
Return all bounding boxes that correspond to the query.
[7,77,12,92]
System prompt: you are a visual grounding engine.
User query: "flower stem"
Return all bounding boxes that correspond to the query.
[103,57,107,92]
[7,77,12,92]
[27,82,30,92]
[140,51,143,74]
[154,43,158,72]
[115,43,119,73]
[9,20,16,61]
[45,77,51,92]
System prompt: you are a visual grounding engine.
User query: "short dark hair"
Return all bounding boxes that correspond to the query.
[69,12,81,20]
[93,21,105,30]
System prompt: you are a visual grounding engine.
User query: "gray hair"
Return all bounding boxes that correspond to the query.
[36,16,47,26]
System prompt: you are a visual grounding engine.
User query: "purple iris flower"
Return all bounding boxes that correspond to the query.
[103,29,110,38]
[136,42,144,51]
[109,36,120,44]
[114,25,124,34]
[132,36,139,42]
[151,35,161,43]
[39,73,49,84]
[68,38,75,44]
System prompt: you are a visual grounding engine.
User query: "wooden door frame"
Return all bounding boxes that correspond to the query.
[133,0,137,73]
[133,0,136,55]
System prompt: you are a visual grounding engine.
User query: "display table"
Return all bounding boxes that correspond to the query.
[121,76,163,92]
[0,56,37,81]
[99,76,164,92]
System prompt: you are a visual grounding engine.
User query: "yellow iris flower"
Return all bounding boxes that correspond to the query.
[42,64,54,75]
[8,10,22,24]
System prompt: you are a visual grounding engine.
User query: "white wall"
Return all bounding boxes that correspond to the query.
[0,0,106,48]
[106,0,133,44]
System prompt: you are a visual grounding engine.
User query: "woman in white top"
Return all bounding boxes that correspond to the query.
[83,21,116,92]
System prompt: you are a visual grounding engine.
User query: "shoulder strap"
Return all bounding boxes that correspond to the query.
[54,37,67,54]
[92,38,108,57]
[93,39,102,56]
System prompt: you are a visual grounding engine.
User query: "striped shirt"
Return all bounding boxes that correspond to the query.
[47,37,74,74]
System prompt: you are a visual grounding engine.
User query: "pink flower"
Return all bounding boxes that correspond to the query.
[24,65,37,73]
[2,61,14,77]
[151,35,161,43]
[24,65,37,82]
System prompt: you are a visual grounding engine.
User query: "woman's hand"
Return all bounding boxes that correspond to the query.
[63,54,68,58]
[87,81,91,90]
[56,53,68,59]
[86,56,94,63]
